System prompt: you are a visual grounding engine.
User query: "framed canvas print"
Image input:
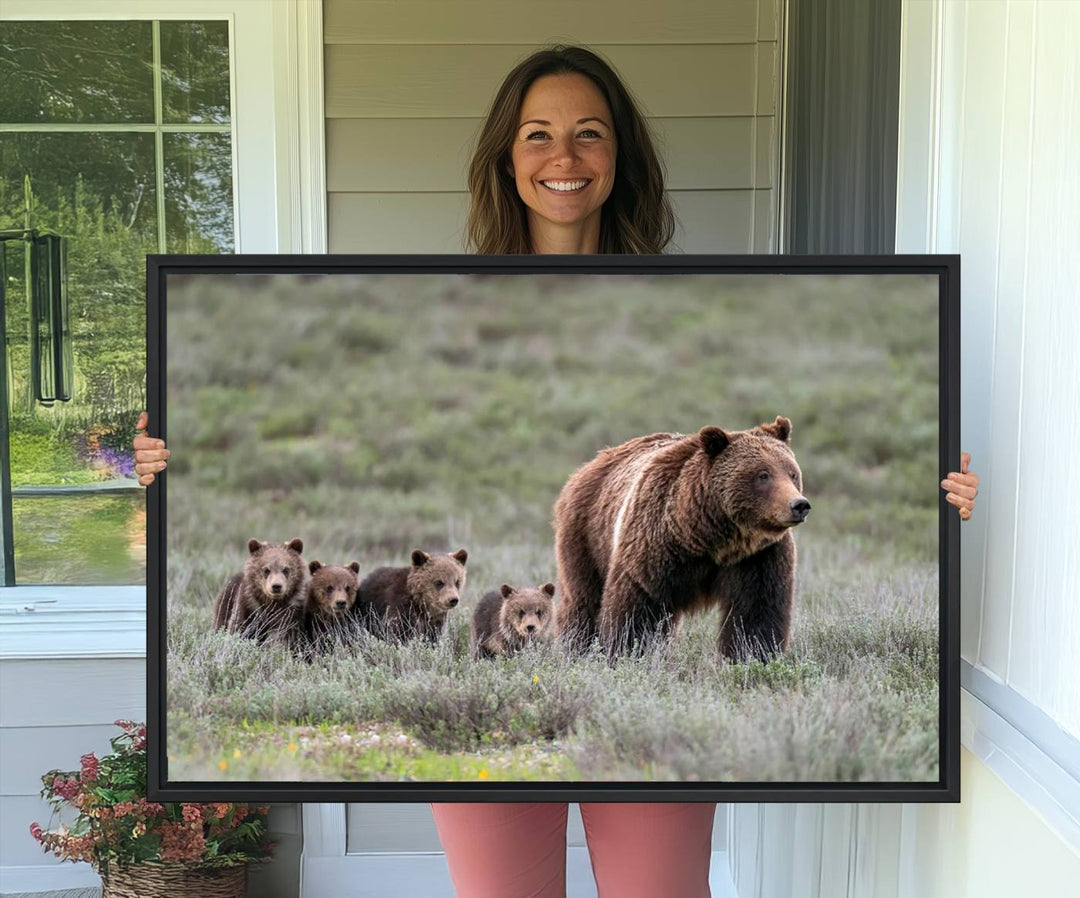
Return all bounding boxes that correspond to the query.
[147,254,960,803]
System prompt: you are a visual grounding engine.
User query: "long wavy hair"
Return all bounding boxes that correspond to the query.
[466,46,675,254]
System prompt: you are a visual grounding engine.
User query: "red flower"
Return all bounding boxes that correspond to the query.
[29,822,43,842]
[181,804,202,824]
[80,753,99,782]
[52,778,80,801]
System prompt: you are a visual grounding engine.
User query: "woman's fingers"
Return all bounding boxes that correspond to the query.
[133,411,167,486]
[940,476,978,500]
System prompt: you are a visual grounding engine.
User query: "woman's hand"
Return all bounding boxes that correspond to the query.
[941,452,979,521]
[133,411,170,486]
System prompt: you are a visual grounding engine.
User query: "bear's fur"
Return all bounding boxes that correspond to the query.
[356,548,468,642]
[471,582,556,659]
[552,416,810,660]
[211,538,309,642]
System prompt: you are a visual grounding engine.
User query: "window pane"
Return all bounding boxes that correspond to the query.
[0,21,154,124]
[12,493,146,585]
[160,21,231,124]
[164,133,235,252]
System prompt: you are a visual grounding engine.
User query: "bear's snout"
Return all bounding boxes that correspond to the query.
[789,497,811,522]
[270,582,284,594]
[526,624,536,633]
[334,599,347,610]
[447,596,459,608]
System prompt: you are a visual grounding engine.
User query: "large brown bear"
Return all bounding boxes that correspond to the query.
[553,416,810,660]
[211,538,310,642]
[356,548,468,642]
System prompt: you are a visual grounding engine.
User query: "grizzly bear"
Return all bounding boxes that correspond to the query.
[553,416,810,660]
[211,538,309,642]
[302,560,361,652]
[356,548,468,642]
[471,582,556,659]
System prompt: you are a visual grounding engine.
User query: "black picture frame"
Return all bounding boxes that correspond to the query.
[147,253,960,803]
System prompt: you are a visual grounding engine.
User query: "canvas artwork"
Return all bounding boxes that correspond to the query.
[149,256,959,802]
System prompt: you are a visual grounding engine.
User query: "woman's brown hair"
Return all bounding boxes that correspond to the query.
[466,45,675,254]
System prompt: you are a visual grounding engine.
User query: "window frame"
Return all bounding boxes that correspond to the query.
[0,0,326,659]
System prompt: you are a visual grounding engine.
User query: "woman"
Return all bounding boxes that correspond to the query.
[134,45,979,898]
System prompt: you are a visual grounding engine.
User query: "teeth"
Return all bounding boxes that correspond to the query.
[543,180,588,191]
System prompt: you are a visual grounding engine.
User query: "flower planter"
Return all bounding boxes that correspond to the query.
[101,861,247,898]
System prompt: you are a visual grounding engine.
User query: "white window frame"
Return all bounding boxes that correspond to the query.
[0,0,326,660]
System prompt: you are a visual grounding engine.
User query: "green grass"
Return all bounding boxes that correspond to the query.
[165,272,941,783]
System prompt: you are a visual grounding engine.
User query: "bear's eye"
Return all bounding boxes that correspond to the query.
[263,567,271,577]
[536,609,544,618]
[434,579,445,589]
[455,579,461,588]
[790,472,799,484]
[518,610,526,619]
[283,567,290,576]
[757,471,770,482]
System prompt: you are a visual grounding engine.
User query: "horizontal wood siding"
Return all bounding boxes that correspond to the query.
[325,0,782,256]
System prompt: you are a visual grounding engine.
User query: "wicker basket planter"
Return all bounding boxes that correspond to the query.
[101,862,247,898]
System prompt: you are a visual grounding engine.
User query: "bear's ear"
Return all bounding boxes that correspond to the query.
[348,561,361,574]
[411,549,430,567]
[248,538,265,555]
[287,537,305,554]
[453,548,469,565]
[759,416,792,444]
[699,426,730,457]
[500,584,515,599]
[309,560,323,574]
[541,582,556,597]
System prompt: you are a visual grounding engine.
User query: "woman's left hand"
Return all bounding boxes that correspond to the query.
[941,452,979,521]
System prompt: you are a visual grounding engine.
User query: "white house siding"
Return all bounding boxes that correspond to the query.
[728,1,1080,895]
[324,0,782,254]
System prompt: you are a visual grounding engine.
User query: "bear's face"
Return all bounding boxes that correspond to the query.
[499,583,556,642]
[308,560,361,618]
[699,416,810,536]
[245,538,308,604]
[407,548,468,614]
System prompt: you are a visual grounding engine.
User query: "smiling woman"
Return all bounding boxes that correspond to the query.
[465,45,674,255]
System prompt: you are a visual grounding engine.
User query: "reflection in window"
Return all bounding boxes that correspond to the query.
[0,19,234,585]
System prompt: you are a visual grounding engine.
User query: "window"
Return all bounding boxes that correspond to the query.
[0,19,234,585]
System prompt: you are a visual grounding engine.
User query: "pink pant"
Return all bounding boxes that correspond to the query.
[430,802,716,898]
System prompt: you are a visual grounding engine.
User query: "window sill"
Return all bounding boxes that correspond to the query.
[0,585,145,659]
[962,663,1080,852]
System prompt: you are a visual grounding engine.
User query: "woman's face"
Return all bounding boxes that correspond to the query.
[509,73,617,241]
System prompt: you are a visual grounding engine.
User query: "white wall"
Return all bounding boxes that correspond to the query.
[729,1,1080,894]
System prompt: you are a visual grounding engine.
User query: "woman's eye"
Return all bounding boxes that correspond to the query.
[578,128,602,138]
[525,130,550,140]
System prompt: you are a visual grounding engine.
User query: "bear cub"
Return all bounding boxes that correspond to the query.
[212,538,309,642]
[472,582,556,659]
[356,548,467,642]
[301,560,361,653]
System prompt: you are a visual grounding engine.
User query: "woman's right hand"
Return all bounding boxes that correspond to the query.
[133,411,170,486]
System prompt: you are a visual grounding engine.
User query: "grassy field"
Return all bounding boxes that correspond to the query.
[165,271,941,783]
